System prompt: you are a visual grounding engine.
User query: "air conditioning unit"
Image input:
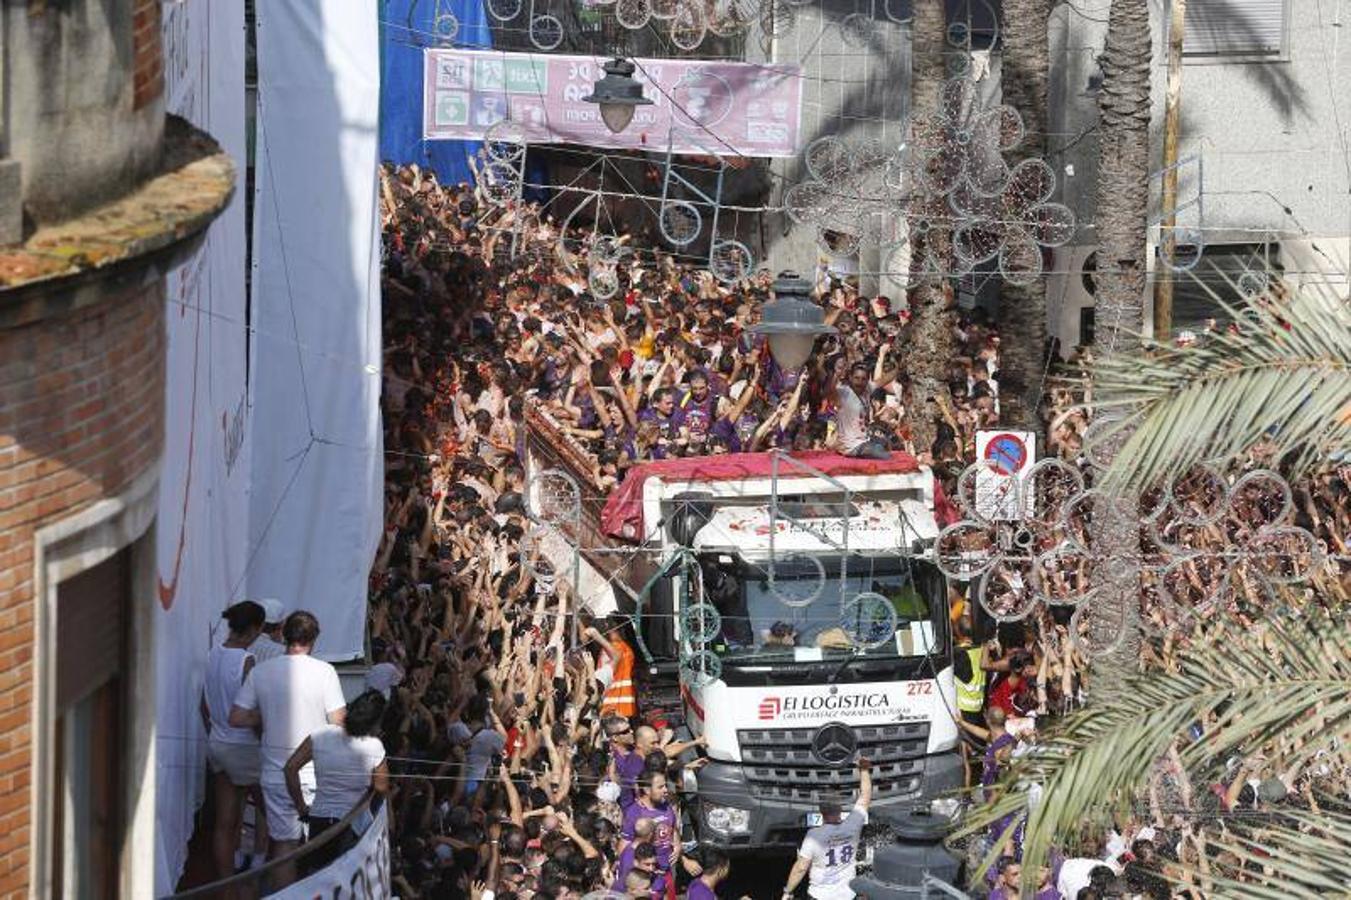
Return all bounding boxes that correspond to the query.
[1047,244,1099,354]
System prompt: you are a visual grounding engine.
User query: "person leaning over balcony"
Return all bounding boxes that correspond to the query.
[200,600,266,881]
[283,688,390,874]
[230,610,347,886]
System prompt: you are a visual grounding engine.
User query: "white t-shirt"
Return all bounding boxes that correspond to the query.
[308,724,386,818]
[204,645,258,746]
[1057,857,1107,900]
[234,653,346,781]
[464,727,507,783]
[248,633,286,664]
[799,805,868,900]
[834,383,873,453]
[364,662,404,699]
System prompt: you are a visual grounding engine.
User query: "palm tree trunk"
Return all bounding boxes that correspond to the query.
[1089,0,1152,699]
[906,0,956,457]
[998,0,1051,435]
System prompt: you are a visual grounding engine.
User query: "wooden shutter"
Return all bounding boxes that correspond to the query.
[56,548,129,711]
[1183,0,1286,56]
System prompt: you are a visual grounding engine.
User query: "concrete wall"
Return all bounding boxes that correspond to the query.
[756,0,912,291]
[3,0,165,227]
[1047,0,1351,347]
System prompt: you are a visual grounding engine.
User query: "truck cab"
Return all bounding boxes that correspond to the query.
[631,458,963,851]
[522,403,962,854]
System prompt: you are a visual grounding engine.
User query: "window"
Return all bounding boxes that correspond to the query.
[1168,242,1280,337]
[52,549,131,900]
[1182,0,1287,59]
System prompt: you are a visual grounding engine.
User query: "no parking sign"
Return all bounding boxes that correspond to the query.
[975,431,1036,520]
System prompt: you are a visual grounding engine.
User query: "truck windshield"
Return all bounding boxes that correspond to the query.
[707,557,948,661]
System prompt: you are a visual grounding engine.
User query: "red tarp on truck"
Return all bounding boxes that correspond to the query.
[599,450,959,542]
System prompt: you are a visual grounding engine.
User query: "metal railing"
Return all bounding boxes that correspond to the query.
[162,789,380,900]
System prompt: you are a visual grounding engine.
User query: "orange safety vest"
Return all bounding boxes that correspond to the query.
[601,638,637,718]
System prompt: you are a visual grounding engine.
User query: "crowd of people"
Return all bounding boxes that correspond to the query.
[195,160,1350,900]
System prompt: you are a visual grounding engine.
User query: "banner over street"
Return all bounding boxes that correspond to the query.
[423,48,804,157]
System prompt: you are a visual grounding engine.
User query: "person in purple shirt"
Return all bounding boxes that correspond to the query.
[604,715,647,808]
[689,846,738,900]
[677,370,721,423]
[620,771,677,876]
[611,823,658,893]
[638,387,683,435]
[988,857,1023,900]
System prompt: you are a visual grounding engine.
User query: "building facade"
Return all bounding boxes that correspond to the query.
[0,1,232,897]
[1048,0,1351,347]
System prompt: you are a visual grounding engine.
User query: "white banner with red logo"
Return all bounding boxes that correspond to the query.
[156,0,250,891]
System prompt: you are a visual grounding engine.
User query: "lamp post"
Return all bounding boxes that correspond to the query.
[749,271,836,369]
[582,58,653,134]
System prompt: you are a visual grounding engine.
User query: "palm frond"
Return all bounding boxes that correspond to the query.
[954,617,1351,897]
[1088,267,1351,493]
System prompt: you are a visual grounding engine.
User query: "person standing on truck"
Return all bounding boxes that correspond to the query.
[828,356,899,460]
[781,757,873,900]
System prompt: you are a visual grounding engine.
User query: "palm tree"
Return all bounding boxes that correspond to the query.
[996,0,1051,434]
[958,616,1351,898]
[1083,0,1153,699]
[905,0,957,455]
[1090,272,1351,494]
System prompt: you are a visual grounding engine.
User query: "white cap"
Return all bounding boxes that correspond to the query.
[259,598,286,625]
[596,779,621,804]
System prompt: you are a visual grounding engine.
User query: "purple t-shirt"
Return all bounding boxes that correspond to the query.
[611,844,637,892]
[982,733,1015,786]
[620,800,677,868]
[678,389,719,423]
[613,748,646,807]
[688,880,718,900]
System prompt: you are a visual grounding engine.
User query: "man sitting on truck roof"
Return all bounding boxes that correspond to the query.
[782,757,874,900]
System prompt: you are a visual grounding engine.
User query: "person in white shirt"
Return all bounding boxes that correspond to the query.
[782,757,873,900]
[230,610,346,885]
[283,689,389,872]
[199,600,265,884]
[830,355,899,460]
[247,597,287,664]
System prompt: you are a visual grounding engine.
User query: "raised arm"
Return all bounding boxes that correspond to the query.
[856,756,873,810]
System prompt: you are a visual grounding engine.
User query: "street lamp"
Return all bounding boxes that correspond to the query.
[582,58,653,134]
[749,271,835,369]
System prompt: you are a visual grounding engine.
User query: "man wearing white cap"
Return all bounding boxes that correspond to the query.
[249,598,286,664]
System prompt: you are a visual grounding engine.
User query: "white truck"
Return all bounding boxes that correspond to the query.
[524,402,963,854]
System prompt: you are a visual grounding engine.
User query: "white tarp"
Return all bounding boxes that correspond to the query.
[156,0,250,892]
[247,0,383,661]
[266,803,390,899]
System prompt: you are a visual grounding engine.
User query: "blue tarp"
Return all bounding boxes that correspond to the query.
[379,0,492,186]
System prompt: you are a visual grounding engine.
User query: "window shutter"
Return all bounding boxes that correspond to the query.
[1183,0,1286,56]
[56,549,129,712]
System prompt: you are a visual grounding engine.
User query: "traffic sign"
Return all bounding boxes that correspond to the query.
[984,433,1028,476]
[975,431,1036,520]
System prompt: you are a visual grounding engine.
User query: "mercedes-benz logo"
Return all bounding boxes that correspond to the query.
[811,723,858,767]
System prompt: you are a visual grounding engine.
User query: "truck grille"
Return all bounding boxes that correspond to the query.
[736,722,929,802]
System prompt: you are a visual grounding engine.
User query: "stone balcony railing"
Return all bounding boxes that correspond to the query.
[0,115,235,327]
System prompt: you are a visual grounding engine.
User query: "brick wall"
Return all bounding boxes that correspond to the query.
[132,0,164,111]
[0,281,166,898]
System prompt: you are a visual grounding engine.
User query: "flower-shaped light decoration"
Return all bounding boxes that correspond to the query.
[935,459,1324,658]
[783,135,910,258]
[908,78,1076,285]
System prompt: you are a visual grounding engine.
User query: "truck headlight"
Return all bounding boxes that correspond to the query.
[703,804,751,835]
[930,797,961,820]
